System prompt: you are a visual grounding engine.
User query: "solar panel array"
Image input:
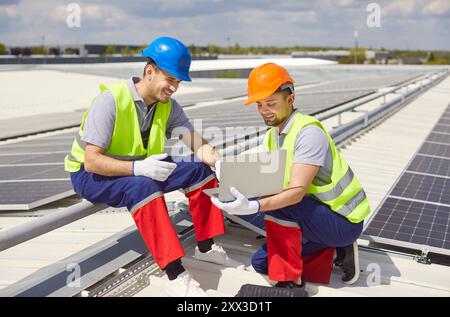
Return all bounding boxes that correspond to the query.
[364,104,450,255]
[0,71,426,210]
[0,132,75,210]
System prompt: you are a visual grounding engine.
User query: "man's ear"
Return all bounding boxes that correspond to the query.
[144,64,156,80]
[287,93,295,107]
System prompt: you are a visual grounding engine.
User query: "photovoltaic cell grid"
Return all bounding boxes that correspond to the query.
[0,165,68,181]
[0,131,76,210]
[364,198,450,250]
[390,173,450,205]
[418,142,450,158]
[0,181,75,210]
[364,104,450,255]
[407,155,450,178]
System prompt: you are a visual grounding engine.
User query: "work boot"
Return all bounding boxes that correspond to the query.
[333,246,346,268]
[337,241,360,285]
[163,271,208,297]
[194,243,245,269]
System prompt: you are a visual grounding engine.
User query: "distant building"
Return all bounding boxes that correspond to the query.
[292,50,377,62]
[291,50,350,61]
[399,56,426,65]
[374,52,397,64]
[8,44,143,57]
[61,44,143,56]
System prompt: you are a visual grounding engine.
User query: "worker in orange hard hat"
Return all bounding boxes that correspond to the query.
[212,63,371,293]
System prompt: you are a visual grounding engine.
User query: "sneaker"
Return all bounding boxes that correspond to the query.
[339,241,360,285]
[194,244,246,269]
[163,271,208,297]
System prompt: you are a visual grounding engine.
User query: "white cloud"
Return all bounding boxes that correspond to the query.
[0,4,18,17]
[423,0,450,16]
[0,0,448,50]
[338,0,355,7]
[383,0,417,17]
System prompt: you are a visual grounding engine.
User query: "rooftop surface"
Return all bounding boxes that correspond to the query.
[0,60,449,297]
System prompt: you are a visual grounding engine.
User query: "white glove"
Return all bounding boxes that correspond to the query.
[133,153,177,182]
[214,160,221,181]
[211,187,260,215]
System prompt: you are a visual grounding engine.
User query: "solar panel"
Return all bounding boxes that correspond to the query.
[390,172,450,205]
[184,90,374,122]
[364,104,450,256]
[0,180,74,210]
[0,129,75,209]
[438,118,450,125]
[300,73,421,93]
[364,198,450,250]
[433,124,450,134]
[0,165,68,181]
[426,132,450,145]
[418,142,450,158]
[0,145,71,154]
[407,155,450,177]
[0,152,67,165]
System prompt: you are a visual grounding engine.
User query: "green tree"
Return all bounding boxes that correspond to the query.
[189,44,201,56]
[339,47,366,64]
[0,42,6,55]
[215,70,240,78]
[120,46,132,56]
[207,44,220,55]
[231,43,241,54]
[104,44,116,56]
[31,45,48,55]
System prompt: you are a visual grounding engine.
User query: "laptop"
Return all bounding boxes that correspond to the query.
[202,150,286,237]
[203,149,286,202]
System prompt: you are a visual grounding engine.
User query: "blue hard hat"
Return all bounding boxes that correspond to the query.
[141,36,192,82]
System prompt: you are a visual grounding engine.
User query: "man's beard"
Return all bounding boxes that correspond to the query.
[264,116,283,127]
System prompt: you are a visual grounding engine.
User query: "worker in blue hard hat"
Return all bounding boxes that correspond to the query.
[65,36,243,297]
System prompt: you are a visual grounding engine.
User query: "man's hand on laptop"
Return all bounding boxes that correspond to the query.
[211,187,260,215]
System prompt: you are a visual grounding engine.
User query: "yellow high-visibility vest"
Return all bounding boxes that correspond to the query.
[264,112,370,223]
[64,82,171,172]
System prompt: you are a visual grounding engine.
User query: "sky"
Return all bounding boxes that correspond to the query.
[1,0,449,50]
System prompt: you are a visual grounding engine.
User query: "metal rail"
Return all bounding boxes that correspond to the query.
[0,201,106,252]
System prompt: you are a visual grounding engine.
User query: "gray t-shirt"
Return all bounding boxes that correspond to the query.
[82,77,194,149]
[277,109,333,186]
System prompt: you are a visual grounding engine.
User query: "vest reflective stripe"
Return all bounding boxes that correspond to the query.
[335,190,368,216]
[263,112,370,223]
[312,167,354,202]
[64,82,171,172]
[75,133,85,150]
[264,214,300,229]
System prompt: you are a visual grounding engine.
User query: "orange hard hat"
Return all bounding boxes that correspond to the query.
[245,63,294,105]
